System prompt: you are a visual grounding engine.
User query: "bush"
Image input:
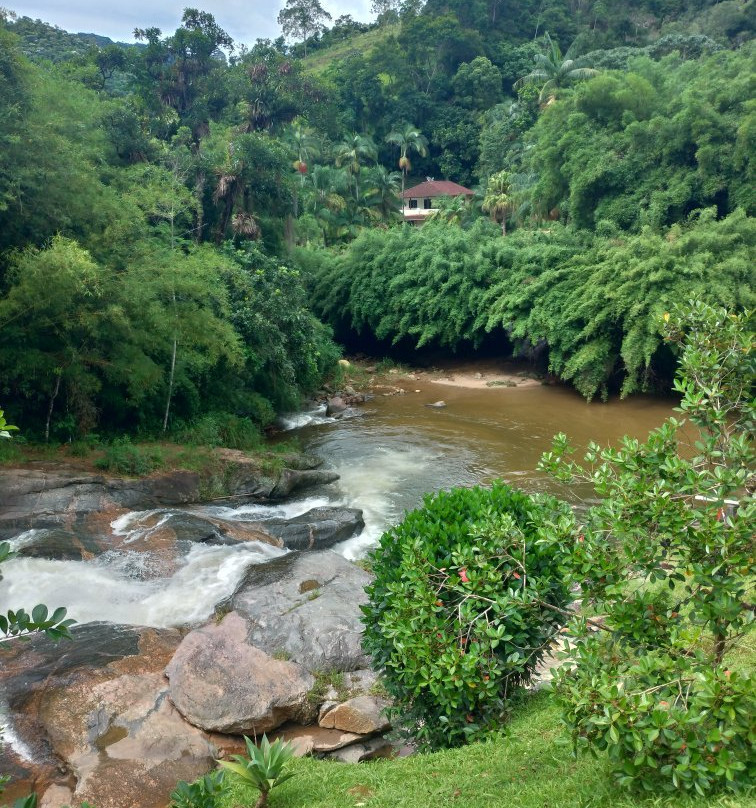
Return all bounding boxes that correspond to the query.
[540,302,755,794]
[94,437,164,476]
[362,482,575,748]
[174,412,266,451]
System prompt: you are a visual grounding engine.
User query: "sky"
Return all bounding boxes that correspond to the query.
[8,1,376,46]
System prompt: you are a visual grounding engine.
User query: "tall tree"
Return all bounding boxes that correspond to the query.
[277,0,332,57]
[335,133,378,201]
[386,123,428,209]
[514,32,598,103]
[482,170,513,235]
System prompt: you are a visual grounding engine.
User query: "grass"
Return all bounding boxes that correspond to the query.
[218,692,754,808]
[300,27,392,76]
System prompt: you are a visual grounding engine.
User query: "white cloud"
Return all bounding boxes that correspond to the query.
[9,1,375,46]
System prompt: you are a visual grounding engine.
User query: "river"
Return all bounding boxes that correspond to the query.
[0,371,674,629]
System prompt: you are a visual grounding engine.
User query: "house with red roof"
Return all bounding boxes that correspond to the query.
[399,179,474,225]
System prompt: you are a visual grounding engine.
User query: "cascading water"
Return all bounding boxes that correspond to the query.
[0,380,673,630]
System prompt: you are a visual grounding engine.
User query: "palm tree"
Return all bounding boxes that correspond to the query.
[514,33,598,103]
[385,124,428,210]
[482,170,513,235]
[362,165,402,222]
[334,134,378,201]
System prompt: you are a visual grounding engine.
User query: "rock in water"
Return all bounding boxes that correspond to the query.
[425,400,447,408]
[258,506,364,551]
[326,396,347,416]
[165,612,315,734]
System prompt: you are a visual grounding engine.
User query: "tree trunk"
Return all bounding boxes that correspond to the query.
[501,217,507,236]
[45,373,62,443]
[163,335,177,432]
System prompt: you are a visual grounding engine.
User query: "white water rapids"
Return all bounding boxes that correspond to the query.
[0,390,673,631]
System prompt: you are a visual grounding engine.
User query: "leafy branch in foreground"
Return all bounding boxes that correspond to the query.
[539,301,754,795]
[0,544,75,644]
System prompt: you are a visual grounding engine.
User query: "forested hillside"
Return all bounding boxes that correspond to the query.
[0,0,753,440]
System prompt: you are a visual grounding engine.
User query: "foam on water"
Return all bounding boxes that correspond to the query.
[0,541,285,628]
[196,496,332,522]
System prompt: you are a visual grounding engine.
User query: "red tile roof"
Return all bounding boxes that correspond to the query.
[400,179,474,199]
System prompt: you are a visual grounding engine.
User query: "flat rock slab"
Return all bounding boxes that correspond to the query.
[0,623,218,808]
[324,737,395,763]
[319,695,391,735]
[269,724,366,756]
[166,612,315,734]
[231,550,373,672]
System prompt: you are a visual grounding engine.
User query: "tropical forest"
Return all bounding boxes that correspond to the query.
[0,1,753,807]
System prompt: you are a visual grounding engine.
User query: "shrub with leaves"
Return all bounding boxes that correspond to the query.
[539,302,755,794]
[362,482,574,748]
[217,735,295,808]
[170,770,226,808]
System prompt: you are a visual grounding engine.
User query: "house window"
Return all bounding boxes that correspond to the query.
[423,198,432,209]
[408,199,418,209]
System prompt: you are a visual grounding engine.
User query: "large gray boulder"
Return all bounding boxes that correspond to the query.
[257,507,364,551]
[230,550,373,672]
[165,612,315,734]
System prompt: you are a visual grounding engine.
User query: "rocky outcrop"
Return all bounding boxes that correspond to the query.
[0,455,338,540]
[0,623,216,808]
[230,549,373,671]
[165,613,315,734]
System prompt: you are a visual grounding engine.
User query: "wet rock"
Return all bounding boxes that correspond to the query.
[425,400,447,409]
[231,550,373,672]
[326,396,347,417]
[258,507,364,551]
[319,695,390,735]
[0,457,338,538]
[166,612,315,734]
[0,623,217,808]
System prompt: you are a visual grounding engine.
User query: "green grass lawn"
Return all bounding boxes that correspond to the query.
[219,692,755,808]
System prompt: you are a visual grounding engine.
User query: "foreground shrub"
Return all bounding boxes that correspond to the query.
[541,302,755,794]
[218,735,296,808]
[362,482,574,748]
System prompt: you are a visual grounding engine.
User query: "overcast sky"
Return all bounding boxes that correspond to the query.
[9,1,375,47]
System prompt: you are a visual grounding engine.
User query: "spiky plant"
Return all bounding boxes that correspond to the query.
[217,735,296,808]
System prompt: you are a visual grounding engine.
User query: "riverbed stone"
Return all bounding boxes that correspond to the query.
[0,622,220,808]
[0,457,338,539]
[166,612,315,734]
[256,506,364,551]
[326,396,347,416]
[318,695,391,734]
[230,550,373,671]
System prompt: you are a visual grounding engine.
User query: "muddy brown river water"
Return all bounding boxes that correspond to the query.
[1,367,676,627]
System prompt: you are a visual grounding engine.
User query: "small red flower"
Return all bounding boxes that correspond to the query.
[459,568,469,583]
[512,572,522,580]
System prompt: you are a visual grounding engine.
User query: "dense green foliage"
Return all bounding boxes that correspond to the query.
[1,0,754,419]
[362,482,574,748]
[311,209,753,398]
[540,303,755,793]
